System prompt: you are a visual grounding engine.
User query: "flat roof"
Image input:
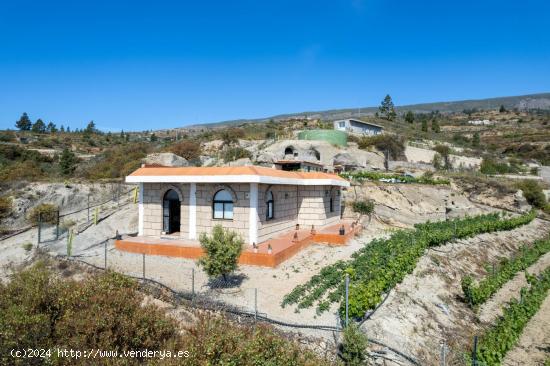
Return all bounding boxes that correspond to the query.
[127,165,349,187]
[334,118,384,129]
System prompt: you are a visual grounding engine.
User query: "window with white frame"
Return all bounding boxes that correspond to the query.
[213,189,233,219]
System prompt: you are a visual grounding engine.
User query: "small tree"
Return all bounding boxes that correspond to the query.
[198,225,244,281]
[499,105,507,113]
[15,112,32,131]
[170,140,202,161]
[341,323,368,366]
[472,132,480,147]
[31,119,47,133]
[0,196,13,221]
[221,128,245,146]
[28,203,58,224]
[434,144,451,170]
[47,122,57,133]
[85,120,96,134]
[431,119,440,133]
[59,148,77,176]
[378,94,396,121]
[404,110,414,124]
[421,119,428,132]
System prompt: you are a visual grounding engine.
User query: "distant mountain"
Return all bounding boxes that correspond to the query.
[184,92,550,129]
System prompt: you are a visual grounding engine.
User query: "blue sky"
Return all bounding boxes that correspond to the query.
[0,0,548,131]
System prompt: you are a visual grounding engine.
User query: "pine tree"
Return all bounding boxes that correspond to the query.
[15,113,32,130]
[431,119,440,133]
[379,94,396,121]
[47,122,57,133]
[59,148,77,176]
[421,119,428,132]
[404,110,415,124]
[31,119,47,133]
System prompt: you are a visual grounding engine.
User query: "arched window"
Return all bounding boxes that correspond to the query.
[266,191,274,220]
[284,146,294,156]
[163,189,181,234]
[213,189,233,219]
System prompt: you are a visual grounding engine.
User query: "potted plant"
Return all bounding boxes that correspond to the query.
[253,242,258,253]
[267,244,272,254]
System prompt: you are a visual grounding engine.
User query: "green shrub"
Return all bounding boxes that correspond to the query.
[0,195,12,220]
[22,242,33,251]
[222,146,252,163]
[198,225,244,281]
[352,200,375,215]
[480,157,520,175]
[341,171,449,185]
[83,142,151,180]
[169,140,202,161]
[357,135,405,160]
[0,262,330,366]
[341,323,368,366]
[515,179,548,209]
[27,203,58,225]
[181,314,331,366]
[0,263,181,365]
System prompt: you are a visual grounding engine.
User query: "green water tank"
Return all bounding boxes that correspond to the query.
[297,129,348,147]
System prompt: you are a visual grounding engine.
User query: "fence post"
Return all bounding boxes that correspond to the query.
[94,207,99,225]
[117,183,120,207]
[472,336,478,366]
[191,268,195,299]
[67,230,73,257]
[142,253,145,279]
[87,194,90,222]
[133,186,138,204]
[345,273,350,327]
[254,288,258,321]
[55,209,60,240]
[104,240,108,270]
[37,212,42,246]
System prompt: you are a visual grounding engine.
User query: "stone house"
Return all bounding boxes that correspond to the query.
[126,165,350,245]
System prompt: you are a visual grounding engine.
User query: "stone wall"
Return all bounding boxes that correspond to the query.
[257,184,299,243]
[195,183,250,243]
[297,185,341,228]
[141,182,342,244]
[142,183,189,237]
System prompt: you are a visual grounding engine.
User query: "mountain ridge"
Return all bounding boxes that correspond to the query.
[183,92,550,129]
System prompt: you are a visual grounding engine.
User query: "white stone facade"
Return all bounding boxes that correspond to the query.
[139,182,342,245]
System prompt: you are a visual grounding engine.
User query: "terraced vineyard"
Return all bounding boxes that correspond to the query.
[462,236,550,307]
[475,267,550,365]
[282,210,537,319]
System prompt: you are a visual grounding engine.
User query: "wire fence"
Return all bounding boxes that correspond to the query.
[0,183,136,243]
[49,232,433,365]
[36,185,137,245]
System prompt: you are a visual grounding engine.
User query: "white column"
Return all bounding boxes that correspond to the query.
[249,183,258,245]
[189,183,197,240]
[138,183,144,236]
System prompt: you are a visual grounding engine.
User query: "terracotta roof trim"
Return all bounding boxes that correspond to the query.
[126,166,349,187]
